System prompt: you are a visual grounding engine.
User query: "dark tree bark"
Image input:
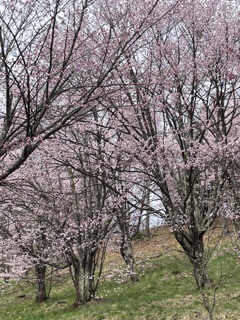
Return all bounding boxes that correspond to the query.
[174,230,212,289]
[35,264,48,303]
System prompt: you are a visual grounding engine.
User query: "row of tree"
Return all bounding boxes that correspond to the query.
[1,0,240,309]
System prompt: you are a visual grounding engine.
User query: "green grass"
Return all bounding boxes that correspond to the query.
[1,239,240,319]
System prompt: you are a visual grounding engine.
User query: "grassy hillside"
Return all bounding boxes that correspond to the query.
[1,228,240,320]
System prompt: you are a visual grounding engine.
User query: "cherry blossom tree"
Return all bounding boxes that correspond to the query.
[0,117,133,305]
[100,0,240,289]
[57,107,155,284]
[0,173,67,302]
[0,0,174,181]
[0,153,111,304]
[4,1,240,313]
[0,0,179,303]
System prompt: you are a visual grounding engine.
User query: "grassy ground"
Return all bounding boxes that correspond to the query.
[1,228,240,320]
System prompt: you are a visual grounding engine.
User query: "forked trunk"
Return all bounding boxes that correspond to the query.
[71,256,95,307]
[74,271,92,307]
[174,230,212,289]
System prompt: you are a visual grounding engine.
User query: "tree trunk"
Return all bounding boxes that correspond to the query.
[145,212,151,238]
[35,264,48,303]
[120,239,138,282]
[174,230,212,289]
[73,275,94,306]
[220,215,230,237]
[233,218,240,233]
[145,189,151,238]
[2,263,10,283]
[190,251,212,289]
[71,256,95,307]
[73,272,90,306]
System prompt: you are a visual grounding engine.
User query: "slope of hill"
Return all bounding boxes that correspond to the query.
[1,228,240,320]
